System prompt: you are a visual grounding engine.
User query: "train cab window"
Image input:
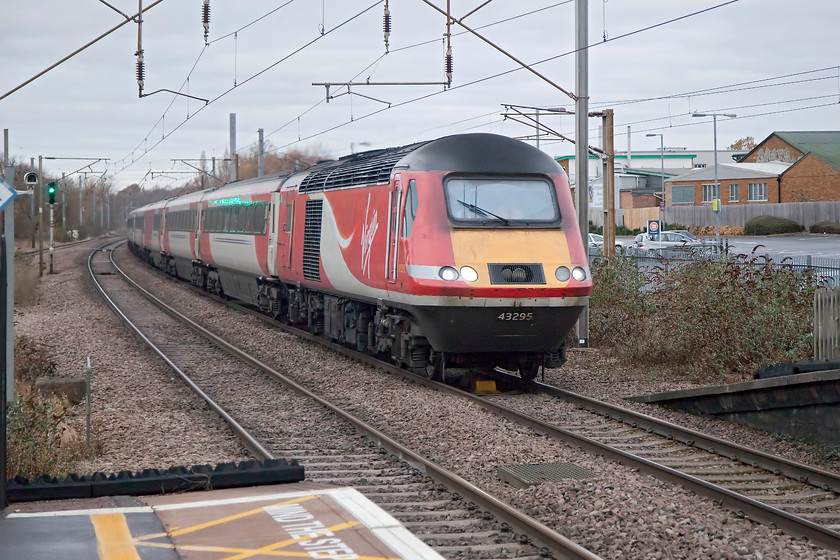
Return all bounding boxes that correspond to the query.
[402,180,418,237]
[444,176,559,226]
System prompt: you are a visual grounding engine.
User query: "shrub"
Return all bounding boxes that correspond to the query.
[588,223,641,236]
[7,335,87,480]
[588,256,653,345]
[744,215,803,235]
[810,221,840,234]
[692,225,744,237]
[720,226,745,236]
[590,254,818,382]
[6,395,85,480]
[14,335,57,387]
[615,225,641,236]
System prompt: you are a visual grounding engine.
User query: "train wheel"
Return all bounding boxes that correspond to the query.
[518,358,541,383]
[415,352,443,381]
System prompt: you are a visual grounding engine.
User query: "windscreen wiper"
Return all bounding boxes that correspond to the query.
[457,200,509,224]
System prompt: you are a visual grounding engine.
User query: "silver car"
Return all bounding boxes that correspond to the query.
[633,231,705,250]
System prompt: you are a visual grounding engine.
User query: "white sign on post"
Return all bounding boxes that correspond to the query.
[0,178,17,212]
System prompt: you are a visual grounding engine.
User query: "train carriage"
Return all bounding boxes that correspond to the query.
[196,178,282,300]
[129,133,592,381]
[130,199,168,267]
[159,189,207,280]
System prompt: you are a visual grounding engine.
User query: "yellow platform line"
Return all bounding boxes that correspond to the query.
[221,520,363,560]
[90,513,141,560]
[135,495,319,542]
[139,540,396,559]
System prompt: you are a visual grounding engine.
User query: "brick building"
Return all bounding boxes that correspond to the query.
[738,132,840,203]
[666,131,840,207]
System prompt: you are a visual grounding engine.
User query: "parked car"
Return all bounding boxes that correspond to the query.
[633,231,707,251]
[588,233,604,252]
[669,230,700,241]
[588,233,627,254]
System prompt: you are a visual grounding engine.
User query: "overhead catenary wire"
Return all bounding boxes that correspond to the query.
[257,0,750,154]
[115,0,385,176]
[0,0,165,102]
[116,0,834,188]
[118,0,579,174]
[123,0,573,169]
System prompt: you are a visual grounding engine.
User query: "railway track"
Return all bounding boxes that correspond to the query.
[105,240,840,554]
[18,234,112,258]
[89,240,600,560]
[477,379,840,550]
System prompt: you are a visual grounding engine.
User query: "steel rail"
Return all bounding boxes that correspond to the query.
[118,244,840,551]
[529,380,840,494]
[109,246,602,560]
[87,241,274,462]
[17,234,115,258]
[365,364,840,550]
[449,371,840,551]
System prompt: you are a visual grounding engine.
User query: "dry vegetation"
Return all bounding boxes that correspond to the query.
[6,257,89,481]
[6,335,88,480]
[589,253,819,383]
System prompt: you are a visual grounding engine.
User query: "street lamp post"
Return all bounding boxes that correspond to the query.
[692,112,736,250]
[646,133,665,221]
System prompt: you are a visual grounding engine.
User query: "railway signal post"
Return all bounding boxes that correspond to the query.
[47,182,56,273]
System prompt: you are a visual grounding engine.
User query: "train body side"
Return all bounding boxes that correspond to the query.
[128,133,591,377]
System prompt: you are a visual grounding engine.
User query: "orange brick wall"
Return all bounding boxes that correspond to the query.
[619,191,633,209]
[668,179,778,206]
[781,155,840,202]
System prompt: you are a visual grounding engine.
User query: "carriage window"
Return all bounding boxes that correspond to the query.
[402,180,418,237]
[201,201,268,234]
[444,176,559,226]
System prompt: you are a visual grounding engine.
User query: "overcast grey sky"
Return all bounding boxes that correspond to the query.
[2,0,838,190]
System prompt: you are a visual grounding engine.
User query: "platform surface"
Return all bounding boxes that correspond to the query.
[1,482,444,560]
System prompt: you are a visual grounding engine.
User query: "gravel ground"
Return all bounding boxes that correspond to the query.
[10,239,839,559]
[12,239,250,474]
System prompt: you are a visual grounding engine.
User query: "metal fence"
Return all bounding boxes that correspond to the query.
[815,288,840,360]
[589,201,840,230]
[590,246,840,286]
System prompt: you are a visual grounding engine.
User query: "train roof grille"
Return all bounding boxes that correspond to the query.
[299,141,428,192]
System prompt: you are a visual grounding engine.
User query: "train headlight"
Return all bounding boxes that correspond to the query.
[554,266,571,282]
[439,266,459,281]
[571,266,587,281]
[459,266,478,282]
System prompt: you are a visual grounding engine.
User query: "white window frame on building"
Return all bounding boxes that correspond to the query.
[748,182,768,202]
[702,183,720,204]
[729,183,739,202]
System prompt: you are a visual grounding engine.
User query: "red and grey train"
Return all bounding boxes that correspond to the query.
[127,133,592,381]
